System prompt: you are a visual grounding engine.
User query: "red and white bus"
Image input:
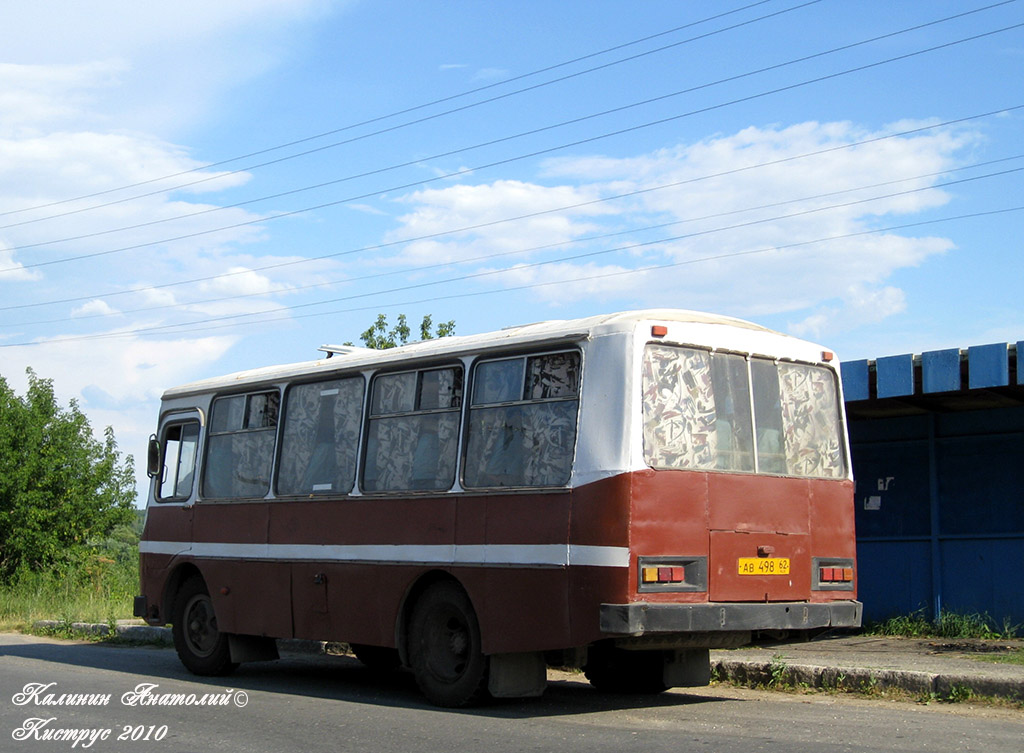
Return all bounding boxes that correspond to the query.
[136,309,860,706]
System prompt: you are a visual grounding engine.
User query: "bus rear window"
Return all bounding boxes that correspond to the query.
[642,345,845,478]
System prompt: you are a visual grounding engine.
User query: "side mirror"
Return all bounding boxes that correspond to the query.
[146,435,161,479]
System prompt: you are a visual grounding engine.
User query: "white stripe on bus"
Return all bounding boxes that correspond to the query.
[138,541,630,568]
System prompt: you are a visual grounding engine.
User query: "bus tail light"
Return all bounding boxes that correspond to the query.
[812,557,855,591]
[642,566,686,584]
[637,556,707,593]
[819,567,854,583]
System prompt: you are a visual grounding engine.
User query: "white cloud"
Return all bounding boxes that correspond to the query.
[0,1,337,135]
[789,285,908,340]
[0,240,39,281]
[0,2,350,502]
[72,299,121,318]
[387,179,612,266]
[199,266,289,297]
[384,120,975,336]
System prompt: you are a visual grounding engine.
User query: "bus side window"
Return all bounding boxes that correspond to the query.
[202,391,279,498]
[158,422,199,501]
[362,367,462,493]
[277,377,364,496]
[464,351,580,489]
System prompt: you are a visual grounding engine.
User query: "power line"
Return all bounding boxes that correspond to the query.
[5,17,1021,277]
[9,165,1020,341]
[9,154,1021,329]
[106,165,1024,332]
[3,104,1019,311]
[5,4,1016,257]
[8,204,1021,348]
[0,0,798,223]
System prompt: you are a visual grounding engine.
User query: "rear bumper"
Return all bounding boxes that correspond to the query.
[600,600,863,636]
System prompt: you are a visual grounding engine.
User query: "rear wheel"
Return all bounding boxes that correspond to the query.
[584,644,668,694]
[171,577,237,676]
[408,582,489,707]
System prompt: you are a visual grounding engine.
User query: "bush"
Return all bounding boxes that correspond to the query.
[0,369,136,581]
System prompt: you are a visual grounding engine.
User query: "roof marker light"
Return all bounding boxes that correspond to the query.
[822,350,834,362]
[651,325,668,337]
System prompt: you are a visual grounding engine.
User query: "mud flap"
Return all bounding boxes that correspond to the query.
[663,648,711,687]
[488,652,548,698]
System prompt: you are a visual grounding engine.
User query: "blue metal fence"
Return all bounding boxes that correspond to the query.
[841,342,1024,626]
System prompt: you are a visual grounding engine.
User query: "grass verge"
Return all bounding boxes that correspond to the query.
[864,610,1020,640]
[0,560,137,632]
[711,656,1024,710]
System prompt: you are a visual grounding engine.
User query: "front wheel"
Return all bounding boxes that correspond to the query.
[171,577,237,676]
[408,582,489,707]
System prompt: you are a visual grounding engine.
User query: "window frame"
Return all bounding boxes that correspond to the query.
[462,348,583,490]
[274,373,367,498]
[155,417,201,503]
[201,388,281,500]
[641,342,848,479]
[359,363,465,494]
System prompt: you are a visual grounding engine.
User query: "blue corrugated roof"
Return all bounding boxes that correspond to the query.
[841,342,1021,402]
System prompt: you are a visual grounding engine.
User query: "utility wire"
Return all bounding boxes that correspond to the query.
[2,104,1018,311]
[0,0,795,222]
[9,165,1019,339]
[4,23,1021,289]
[8,204,1021,347]
[5,4,1017,257]
[9,154,1021,329]
[98,165,1024,332]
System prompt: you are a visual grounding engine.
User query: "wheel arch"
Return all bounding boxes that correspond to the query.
[161,561,204,623]
[395,570,475,667]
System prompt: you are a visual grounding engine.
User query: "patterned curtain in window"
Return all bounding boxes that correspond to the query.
[642,345,717,470]
[777,363,844,478]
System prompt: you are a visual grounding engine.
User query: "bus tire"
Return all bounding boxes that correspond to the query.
[350,643,401,671]
[171,577,237,676]
[584,645,668,694]
[408,582,489,707]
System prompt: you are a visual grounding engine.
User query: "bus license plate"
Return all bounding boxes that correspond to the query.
[738,557,790,575]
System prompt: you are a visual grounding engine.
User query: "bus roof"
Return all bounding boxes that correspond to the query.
[161,309,814,399]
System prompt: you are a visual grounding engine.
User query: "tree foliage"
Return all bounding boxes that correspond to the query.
[355,313,456,349]
[0,369,137,581]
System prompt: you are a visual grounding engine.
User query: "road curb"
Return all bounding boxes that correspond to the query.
[32,620,173,645]
[711,657,1024,701]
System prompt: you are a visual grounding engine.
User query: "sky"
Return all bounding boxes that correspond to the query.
[0,0,1021,498]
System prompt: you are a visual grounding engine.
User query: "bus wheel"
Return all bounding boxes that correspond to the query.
[584,645,668,694]
[408,582,488,707]
[171,577,237,676]
[350,644,401,671]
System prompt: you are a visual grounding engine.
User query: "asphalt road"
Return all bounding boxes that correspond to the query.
[1,633,1021,753]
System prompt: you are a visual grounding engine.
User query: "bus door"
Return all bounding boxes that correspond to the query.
[142,412,201,624]
[191,390,293,640]
[149,411,201,544]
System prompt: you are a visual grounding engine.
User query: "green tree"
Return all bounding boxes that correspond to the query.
[0,369,136,581]
[355,313,456,349]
